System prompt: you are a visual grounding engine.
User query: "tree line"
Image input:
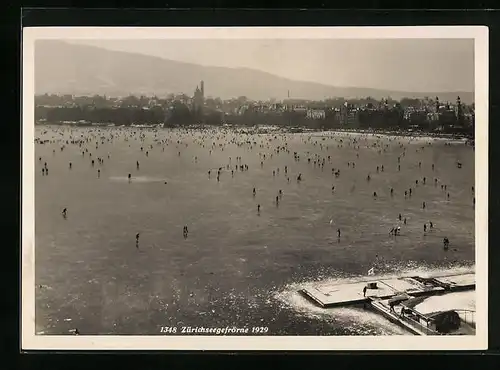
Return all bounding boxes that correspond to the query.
[35,100,473,136]
[36,106,166,126]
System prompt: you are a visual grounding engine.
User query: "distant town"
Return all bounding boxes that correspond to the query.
[35,80,474,137]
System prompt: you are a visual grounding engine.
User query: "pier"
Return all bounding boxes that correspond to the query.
[300,273,475,335]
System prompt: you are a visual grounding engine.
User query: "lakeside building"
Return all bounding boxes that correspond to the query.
[34,93,474,134]
[306,109,326,120]
[336,103,360,126]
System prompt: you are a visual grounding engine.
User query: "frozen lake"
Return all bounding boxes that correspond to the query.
[33,126,475,335]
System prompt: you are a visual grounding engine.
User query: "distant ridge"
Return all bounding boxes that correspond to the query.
[34,40,474,104]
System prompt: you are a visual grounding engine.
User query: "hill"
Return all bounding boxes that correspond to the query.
[34,40,474,104]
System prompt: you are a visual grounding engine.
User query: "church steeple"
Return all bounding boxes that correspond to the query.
[193,83,204,114]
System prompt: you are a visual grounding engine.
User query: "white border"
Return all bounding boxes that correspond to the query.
[22,26,488,351]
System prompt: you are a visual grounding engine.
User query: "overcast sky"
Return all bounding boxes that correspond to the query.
[67,39,474,92]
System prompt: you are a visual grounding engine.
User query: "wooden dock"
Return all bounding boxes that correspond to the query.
[299,272,475,335]
[370,299,433,335]
[299,275,467,308]
[433,273,475,291]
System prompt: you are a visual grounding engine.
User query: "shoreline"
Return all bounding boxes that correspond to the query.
[35,122,474,142]
[323,128,473,142]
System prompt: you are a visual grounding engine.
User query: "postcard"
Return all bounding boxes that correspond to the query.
[22,25,488,350]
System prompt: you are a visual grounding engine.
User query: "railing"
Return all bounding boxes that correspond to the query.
[372,300,440,335]
[398,313,441,335]
[455,309,476,328]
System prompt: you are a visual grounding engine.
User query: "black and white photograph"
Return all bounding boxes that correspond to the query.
[22,26,488,350]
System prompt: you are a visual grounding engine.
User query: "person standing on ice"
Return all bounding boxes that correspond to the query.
[443,237,450,250]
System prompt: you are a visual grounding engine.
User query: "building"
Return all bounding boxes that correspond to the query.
[337,103,359,126]
[306,109,326,120]
[288,105,307,114]
[192,80,205,113]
